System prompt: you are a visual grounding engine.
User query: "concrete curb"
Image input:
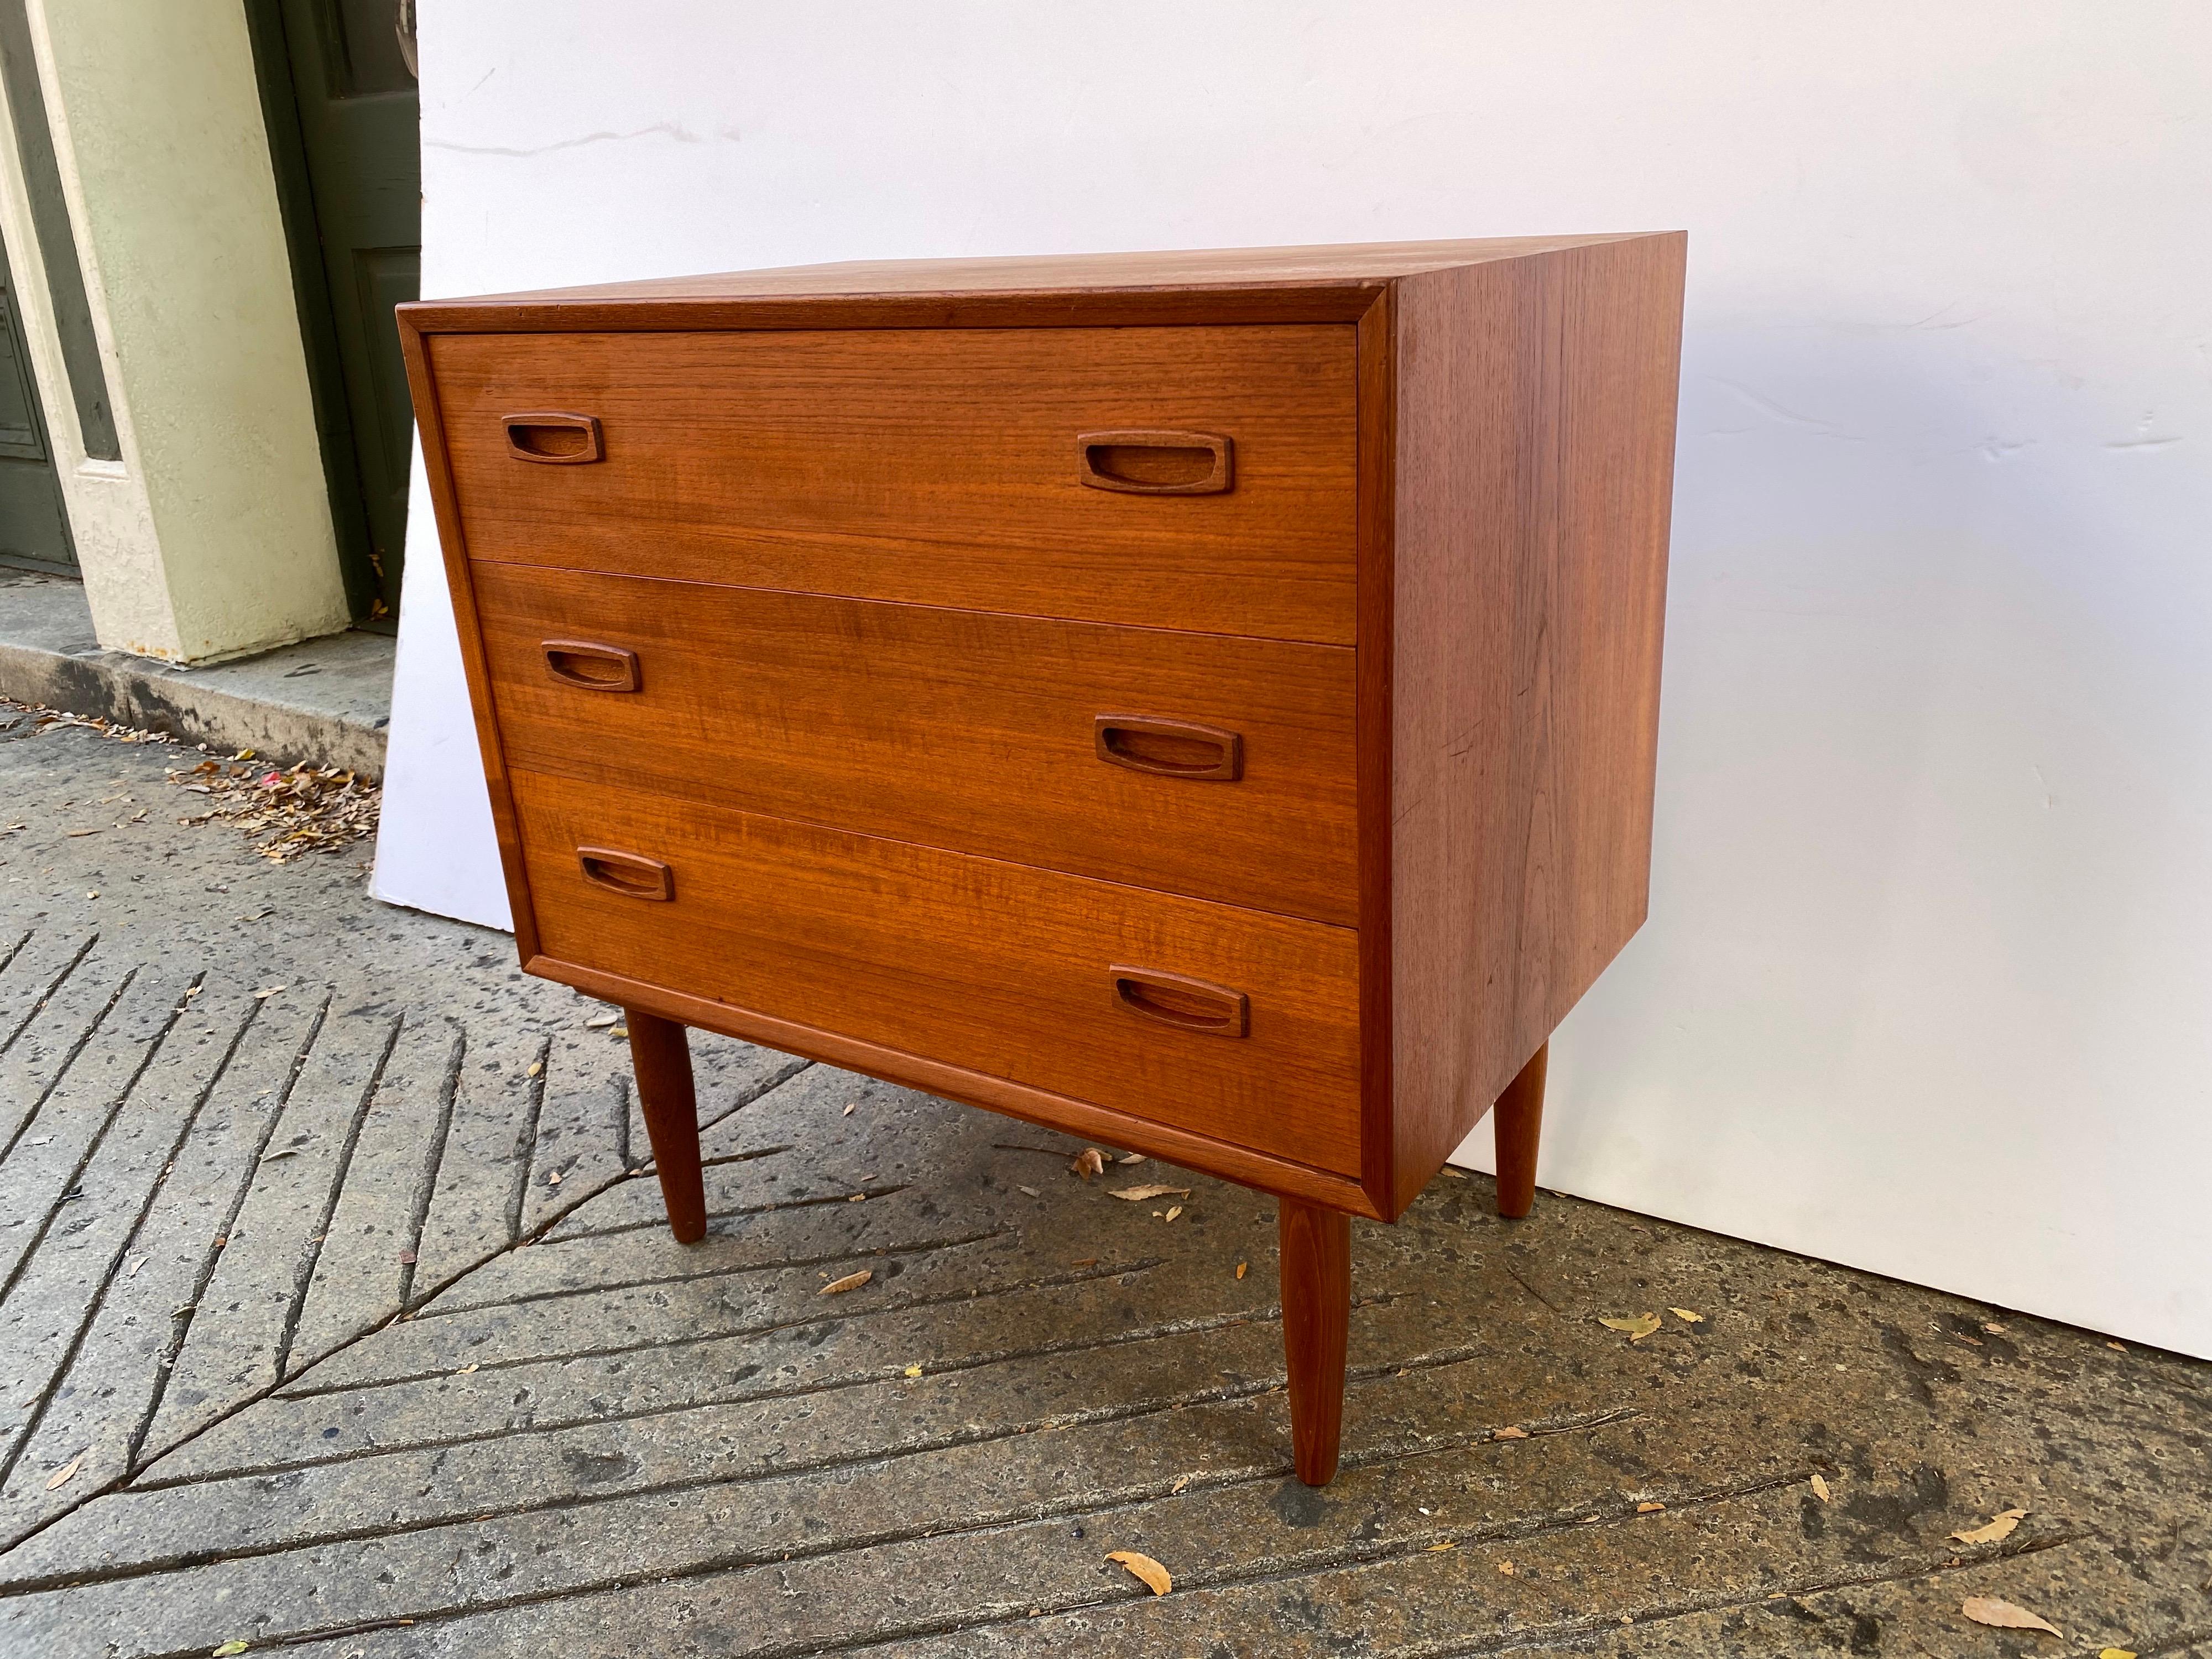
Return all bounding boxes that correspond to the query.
[0,573,392,777]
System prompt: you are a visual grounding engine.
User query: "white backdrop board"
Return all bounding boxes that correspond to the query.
[374,2,2212,1358]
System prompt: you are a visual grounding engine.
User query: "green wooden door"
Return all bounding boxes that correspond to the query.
[0,228,73,573]
[255,0,420,623]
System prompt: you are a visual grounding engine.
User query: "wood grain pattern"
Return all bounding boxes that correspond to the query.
[1279,1196,1351,1485]
[398,234,1661,335]
[394,309,542,964]
[509,769,1365,1176]
[471,562,1357,924]
[537,952,1381,1219]
[625,1008,705,1242]
[434,326,1357,642]
[1492,1041,1547,1221]
[1384,233,1686,1215]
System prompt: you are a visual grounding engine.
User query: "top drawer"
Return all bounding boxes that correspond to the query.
[425,326,1357,644]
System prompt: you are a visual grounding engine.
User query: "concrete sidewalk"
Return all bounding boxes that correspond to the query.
[0,572,392,776]
[0,708,2207,1658]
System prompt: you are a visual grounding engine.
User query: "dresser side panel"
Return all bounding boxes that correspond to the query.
[396,314,544,962]
[1389,235,1685,1213]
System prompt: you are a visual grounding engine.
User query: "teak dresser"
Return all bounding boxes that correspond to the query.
[398,236,1686,1486]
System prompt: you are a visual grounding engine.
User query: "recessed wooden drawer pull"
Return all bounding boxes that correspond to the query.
[1076,430,1232,494]
[1111,966,1250,1037]
[577,847,674,901]
[504,411,603,464]
[1094,714,1243,780]
[542,639,641,693]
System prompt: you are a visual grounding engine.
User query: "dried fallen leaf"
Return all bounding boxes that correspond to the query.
[1961,1597,2061,1637]
[1163,1205,1183,1222]
[1811,1474,1832,1503]
[260,1147,300,1162]
[1111,1184,1192,1202]
[1117,1152,1146,1165]
[1636,1501,1666,1513]
[1498,1559,1517,1575]
[1668,1307,1704,1323]
[1949,1508,2027,1546]
[584,1013,618,1029]
[1493,1426,1530,1441]
[45,1456,80,1491]
[841,1102,856,1115]
[2107,1340,2127,1352]
[1071,1257,1099,1268]
[904,1364,923,1378]
[546,1170,562,1186]
[1598,1313,1662,1341]
[1235,1261,1248,1280]
[126,1254,147,1278]
[2101,1648,2140,1658]
[1070,1147,1106,1180]
[212,1644,251,1657]
[1017,1185,1040,1197]
[1107,1550,1172,1595]
[526,1061,542,1078]
[1170,1474,1191,1494]
[1426,1540,1455,1552]
[252,985,286,1000]
[820,1270,873,1296]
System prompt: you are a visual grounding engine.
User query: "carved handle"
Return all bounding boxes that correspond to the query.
[577,847,674,901]
[542,640,641,693]
[504,411,603,464]
[1076,430,1232,494]
[1094,714,1242,781]
[1110,966,1249,1037]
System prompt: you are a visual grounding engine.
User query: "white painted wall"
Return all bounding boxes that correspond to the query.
[377,2,2212,1357]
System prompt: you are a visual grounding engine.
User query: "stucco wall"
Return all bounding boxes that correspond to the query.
[27,0,345,661]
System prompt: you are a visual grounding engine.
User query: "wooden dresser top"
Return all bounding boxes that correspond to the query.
[401,233,1679,332]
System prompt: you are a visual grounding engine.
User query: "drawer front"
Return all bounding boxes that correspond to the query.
[476,564,1357,925]
[511,770,1363,1176]
[429,325,1356,644]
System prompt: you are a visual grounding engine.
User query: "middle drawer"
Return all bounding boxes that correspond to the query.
[472,563,1359,925]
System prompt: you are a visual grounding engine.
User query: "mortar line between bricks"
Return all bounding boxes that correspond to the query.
[0,966,145,1305]
[396,1022,465,1310]
[144,1270,1295,1489]
[272,1252,1167,1400]
[407,1224,1016,1318]
[274,1013,405,1383]
[545,1181,914,1246]
[0,952,124,1160]
[126,991,333,1474]
[0,969,210,1489]
[90,1418,1832,1655]
[0,930,94,1059]
[502,1033,554,1243]
[0,928,29,979]
[24,1341,1525,1601]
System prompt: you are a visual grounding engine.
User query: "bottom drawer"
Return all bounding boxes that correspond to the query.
[510,770,1363,1177]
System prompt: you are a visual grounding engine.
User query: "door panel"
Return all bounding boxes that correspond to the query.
[259,0,420,622]
[0,230,73,572]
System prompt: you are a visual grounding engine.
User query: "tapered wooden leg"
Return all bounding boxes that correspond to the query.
[1279,1196,1352,1486]
[625,1008,706,1243]
[1493,1040,1548,1220]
